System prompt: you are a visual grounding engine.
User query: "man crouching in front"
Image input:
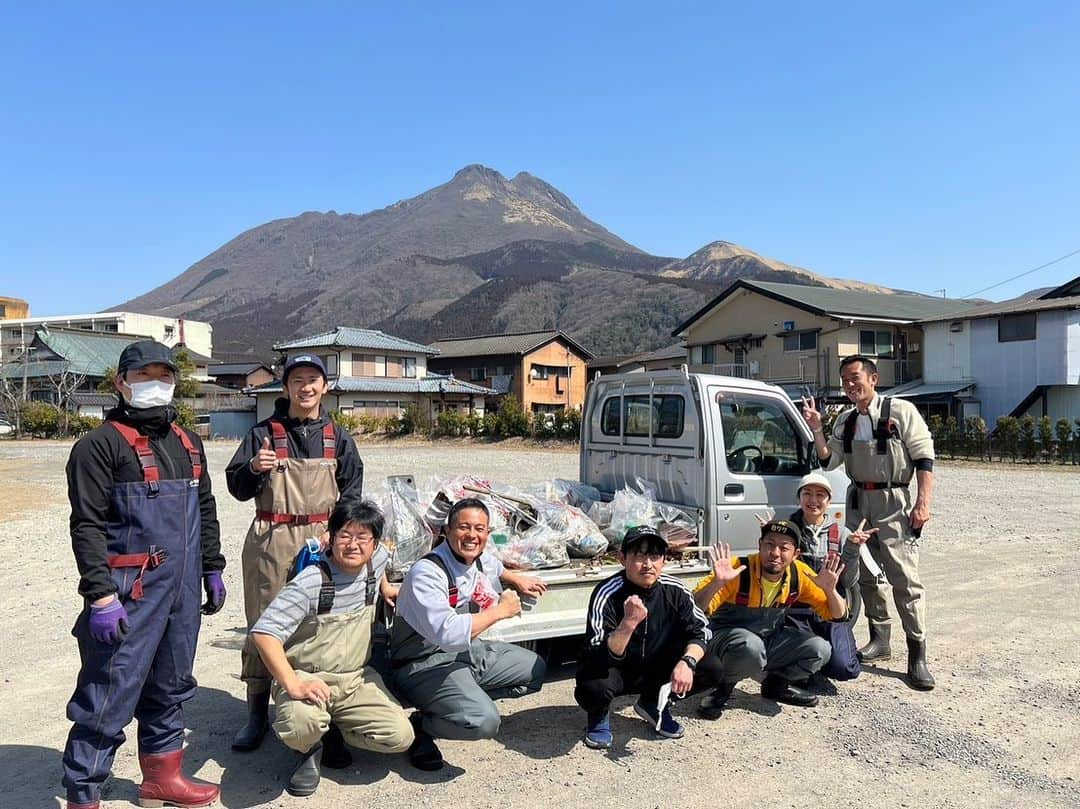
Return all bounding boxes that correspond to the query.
[389,497,548,771]
[251,498,413,797]
[574,526,710,749]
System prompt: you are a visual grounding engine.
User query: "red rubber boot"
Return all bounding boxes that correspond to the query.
[66,802,100,809]
[138,749,219,808]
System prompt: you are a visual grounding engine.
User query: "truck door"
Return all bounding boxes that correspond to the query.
[581,375,705,510]
[707,385,811,553]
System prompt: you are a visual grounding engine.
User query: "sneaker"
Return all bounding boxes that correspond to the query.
[633,700,684,739]
[583,712,612,749]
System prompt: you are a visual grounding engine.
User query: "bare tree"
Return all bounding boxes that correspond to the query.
[45,361,89,435]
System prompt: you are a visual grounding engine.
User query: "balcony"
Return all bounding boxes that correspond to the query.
[709,363,752,379]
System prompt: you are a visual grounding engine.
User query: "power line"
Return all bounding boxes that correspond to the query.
[965,247,1080,298]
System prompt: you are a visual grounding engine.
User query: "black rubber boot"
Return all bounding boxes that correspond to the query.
[286,745,322,797]
[320,723,353,770]
[231,689,270,752]
[906,638,936,691]
[407,712,444,772]
[761,674,819,707]
[857,622,892,663]
[697,682,735,720]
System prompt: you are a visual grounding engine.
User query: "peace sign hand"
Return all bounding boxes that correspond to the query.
[801,396,822,432]
[708,543,747,585]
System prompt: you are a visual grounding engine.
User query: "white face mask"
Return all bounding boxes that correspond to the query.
[122,379,175,408]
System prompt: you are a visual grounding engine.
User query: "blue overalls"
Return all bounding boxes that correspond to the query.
[62,421,204,805]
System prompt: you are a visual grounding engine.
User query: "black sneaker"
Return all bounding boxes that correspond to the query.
[761,674,819,707]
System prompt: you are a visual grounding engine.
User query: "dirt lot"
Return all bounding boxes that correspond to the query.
[2,439,1078,809]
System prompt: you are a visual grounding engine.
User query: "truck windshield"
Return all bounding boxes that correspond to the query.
[714,391,806,475]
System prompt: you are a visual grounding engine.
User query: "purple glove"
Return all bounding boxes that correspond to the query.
[89,598,130,644]
[201,571,226,615]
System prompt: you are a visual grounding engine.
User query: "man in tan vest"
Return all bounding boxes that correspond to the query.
[802,355,936,691]
[226,354,364,750]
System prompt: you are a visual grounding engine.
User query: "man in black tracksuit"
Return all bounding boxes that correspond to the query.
[575,526,711,749]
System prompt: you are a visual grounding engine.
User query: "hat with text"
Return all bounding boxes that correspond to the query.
[117,340,179,376]
[283,354,328,382]
[621,525,668,554]
[759,519,801,545]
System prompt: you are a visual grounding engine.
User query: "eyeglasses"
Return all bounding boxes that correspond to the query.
[335,533,376,548]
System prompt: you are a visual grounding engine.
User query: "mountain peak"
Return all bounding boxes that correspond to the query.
[451,164,507,185]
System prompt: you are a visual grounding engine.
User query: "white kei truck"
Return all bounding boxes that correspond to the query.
[484,369,849,651]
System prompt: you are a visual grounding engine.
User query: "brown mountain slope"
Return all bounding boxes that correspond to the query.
[658,241,894,292]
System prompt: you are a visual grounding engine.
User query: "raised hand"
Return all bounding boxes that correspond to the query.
[801,396,822,432]
[848,518,879,546]
[754,510,775,526]
[621,594,648,629]
[708,543,747,585]
[812,551,845,593]
[250,435,277,473]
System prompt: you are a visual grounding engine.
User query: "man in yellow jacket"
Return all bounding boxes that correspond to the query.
[693,520,847,719]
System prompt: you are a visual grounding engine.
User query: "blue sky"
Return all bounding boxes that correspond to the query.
[2,2,1078,315]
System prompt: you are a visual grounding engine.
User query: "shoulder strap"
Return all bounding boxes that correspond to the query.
[783,563,801,607]
[422,552,458,607]
[875,397,892,455]
[842,408,859,454]
[170,424,202,480]
[315,560,336,615]
[322,422,336,460]
[364,561,376,606]
[827,523,841,556]
[270,420,289,460]
[735,559,752,606]
[109,421,160,495]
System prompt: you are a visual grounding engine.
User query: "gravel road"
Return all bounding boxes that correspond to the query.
[1,439,1078,809]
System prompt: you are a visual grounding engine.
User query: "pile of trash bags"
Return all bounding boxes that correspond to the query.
[368,474,698,576]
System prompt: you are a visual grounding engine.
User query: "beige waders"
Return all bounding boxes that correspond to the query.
[272,572,413,754]
[838,400,926,641]
[241,421,340,692]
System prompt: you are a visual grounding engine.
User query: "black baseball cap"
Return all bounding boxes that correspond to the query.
[621,525,668,554]
[117,340,179,376]
[283,354,328,382]
[760,519,800,545]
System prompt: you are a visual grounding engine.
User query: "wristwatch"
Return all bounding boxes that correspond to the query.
[680,654,698,671]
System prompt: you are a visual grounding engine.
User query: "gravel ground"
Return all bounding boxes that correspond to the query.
[1,439,1078,809]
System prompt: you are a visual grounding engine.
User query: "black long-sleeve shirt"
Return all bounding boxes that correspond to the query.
[224,398,363,503]
[67,403,224,602]
[583,571,711,666]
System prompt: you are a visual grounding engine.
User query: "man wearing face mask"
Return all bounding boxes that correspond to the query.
[62,340,226,809]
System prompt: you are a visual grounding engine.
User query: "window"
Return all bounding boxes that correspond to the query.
[374,355,387,377]
[949,321,964,333]
[600,395,685,438]
[104,323,118,332]
[700,344,716,365]
[164,325,175,339]
[715,391,806,476]
[998,313,1036,342]
[783,331,817,352]
[9,329,21,339]
[531,364,549,380]
[469,366,487,381]
[403,356,417,378]
[318,353,337,375]
[859,329,893,358]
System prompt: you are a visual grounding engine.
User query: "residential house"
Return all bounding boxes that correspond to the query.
[915,277,1080,427]
[1,312,212,369]
[252,327,493,421]
[672,280,971,400]
[211,362,276,390]
[0,327,137,405]
[428,330,594,414]
[587,343,688,377]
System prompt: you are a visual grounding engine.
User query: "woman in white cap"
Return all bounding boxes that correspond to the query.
[787,472,875,680]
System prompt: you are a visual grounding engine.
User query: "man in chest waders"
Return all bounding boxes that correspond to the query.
[250,499,413,796]
[226,354,364,751]
[62,340,226,809]
[802,355,936,691]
